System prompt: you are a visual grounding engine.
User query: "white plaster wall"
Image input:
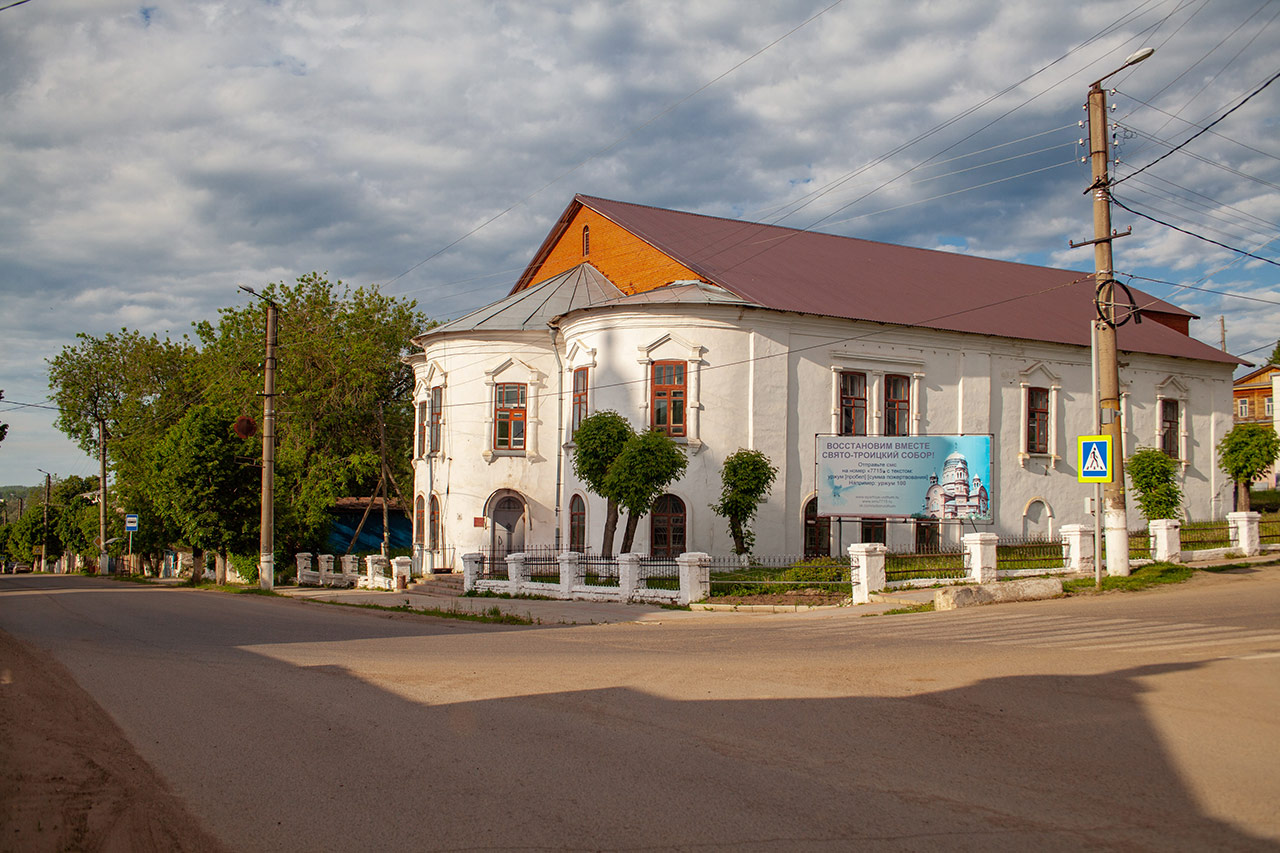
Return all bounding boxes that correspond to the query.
[411,302,1236,562]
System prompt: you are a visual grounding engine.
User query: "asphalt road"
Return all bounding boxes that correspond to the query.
[2,569,1279,851]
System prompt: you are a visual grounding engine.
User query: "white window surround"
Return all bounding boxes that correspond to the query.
[828,352,926,436]
[1155,376,1190,469]
[1239,398,1250,418]
[482,358,543,463]
[421,362,448,458]
[1267,397,1274,417]
[638,333,705,453]
[564,341,598,448]
[1018,363,1062,465]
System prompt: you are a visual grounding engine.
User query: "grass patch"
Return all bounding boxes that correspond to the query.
[318,598,535,625]
[462,589,554,601]
[864,601,936,617]
[1063,561,1195,594]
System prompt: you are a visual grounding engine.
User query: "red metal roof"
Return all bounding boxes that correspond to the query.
[556,195,1240,366]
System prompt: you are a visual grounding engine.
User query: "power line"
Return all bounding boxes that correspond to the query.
[1111,194,1280,267]
[1112,68,1280,187]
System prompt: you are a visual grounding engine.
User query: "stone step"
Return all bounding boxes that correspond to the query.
[409,573,464,597]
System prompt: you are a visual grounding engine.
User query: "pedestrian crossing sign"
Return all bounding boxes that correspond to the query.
[1078,435,1112,483]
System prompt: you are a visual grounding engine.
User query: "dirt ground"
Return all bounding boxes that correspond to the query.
[0,630,226,853]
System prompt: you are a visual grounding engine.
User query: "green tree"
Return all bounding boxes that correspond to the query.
[49,475,102,561]
[1218,423,1280,512]
[571,411,635,555]
[603,430,688,554]
[712,449,778,555]
[150,406,259,582]
[0,390,8,445]
[1268,340,1280,366]
[1126,448,1182,521]
[194,274,428,554]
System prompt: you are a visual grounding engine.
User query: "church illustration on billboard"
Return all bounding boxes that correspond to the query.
[922,451,990,519]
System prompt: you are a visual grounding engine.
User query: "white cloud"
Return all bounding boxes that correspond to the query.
[1,0,1277,483]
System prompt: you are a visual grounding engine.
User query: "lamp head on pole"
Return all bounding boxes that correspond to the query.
[1091,47,1155,88]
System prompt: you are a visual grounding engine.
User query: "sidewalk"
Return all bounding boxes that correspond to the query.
[273,580,937,624]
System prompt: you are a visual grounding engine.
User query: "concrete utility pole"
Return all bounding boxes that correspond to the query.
[260,299,278,591]
[1077,47,1155,578]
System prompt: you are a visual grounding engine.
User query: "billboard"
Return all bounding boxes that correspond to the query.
[816,434,993,520]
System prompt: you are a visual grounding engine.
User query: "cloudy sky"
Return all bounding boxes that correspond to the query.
[1,0,1277,488]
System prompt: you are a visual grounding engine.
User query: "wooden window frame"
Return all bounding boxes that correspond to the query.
[428,386,443,454]
[416,401,427,458]
[650,494,686,558]
[1160,399,1180,458]
[651,361,687,437]
[428,494,440,551]
[803,497,830,558]
[569,494,586,553]
[493,383,527,451]
[571,367,589,438]
[838,371,867,436]
[582,224,590,256]
[1027,387,1050,454]
[884,374,910,437]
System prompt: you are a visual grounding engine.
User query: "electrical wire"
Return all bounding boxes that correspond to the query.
[1111,194,1280,267]
[1112,68,1280,187]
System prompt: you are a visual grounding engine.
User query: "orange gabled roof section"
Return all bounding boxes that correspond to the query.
[512,195,702,296]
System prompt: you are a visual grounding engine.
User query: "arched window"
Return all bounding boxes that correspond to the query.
[804,497,830,558]
[569,494,586,553]
[429,494,440,551]
[650,494,686,558]
[414,495,425,546]
[582,224,590,256]
[488,493,526,556]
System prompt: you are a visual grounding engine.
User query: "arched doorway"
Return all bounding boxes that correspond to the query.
[487,491,527,556]
[650,494,686,558]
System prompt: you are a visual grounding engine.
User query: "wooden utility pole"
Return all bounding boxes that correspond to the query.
[98,419,108,574]
[39,470,50,573]
[259,299,278,591]
[378,403,389,557]
[1076,47,1154,578]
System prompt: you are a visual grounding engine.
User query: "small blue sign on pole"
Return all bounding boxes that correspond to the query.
[125,514,139,532]
[1077,436,1113,483]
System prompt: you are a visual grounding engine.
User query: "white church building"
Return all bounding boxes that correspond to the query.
[406,195,1241,569]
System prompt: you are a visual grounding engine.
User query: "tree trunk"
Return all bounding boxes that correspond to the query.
[215,552,227,585]
[191,547,204,584]
[601,499,619,556]
[1239,479,1251,512]
[730,517,747,555]
[619,513,640,555]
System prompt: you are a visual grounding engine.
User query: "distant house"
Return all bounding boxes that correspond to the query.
[406,194,1242,569]
[1233,364,1278,424]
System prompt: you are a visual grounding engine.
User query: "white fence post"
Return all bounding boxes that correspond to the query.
[391,556,413,589]
[1060,524,1092,572]
[1149,519,1182,562]
[558,551,581,599]
[317,554,335,585]
[846,543,887,604]
[1227,511,1260,556]
[506,552,527,596]
[676,552,710,605]
[963,532,998,583]
[462,552,483,592]
[617,553,640,602]
[295,553,314,585]
[340,555,360,586]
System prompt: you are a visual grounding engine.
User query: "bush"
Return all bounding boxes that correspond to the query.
[1127,447,1181,520]
[229,552,258,584]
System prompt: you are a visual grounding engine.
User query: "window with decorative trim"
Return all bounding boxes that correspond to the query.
[494,383,527,451]
[571,367,589,438]
[429,386,443,453]
[1239,398,1249,418]
[429,494,440,551]
[416,401,427,458]
[1027,387,1049,454]
[803,497,830,558]
[569,494,586,553]
[650,494,686,558]
[838,371,867,436]
[414,495,425,545]
[582,224,590,256]
[651,361,687,437]
[1160,399,1180,458]
[1268,397,1274,418]
[884,374,910,436]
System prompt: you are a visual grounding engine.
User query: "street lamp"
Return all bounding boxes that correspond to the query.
[1077,47,1155,579]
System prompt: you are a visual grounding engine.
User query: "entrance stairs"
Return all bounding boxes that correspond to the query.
[407,572,464,598]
